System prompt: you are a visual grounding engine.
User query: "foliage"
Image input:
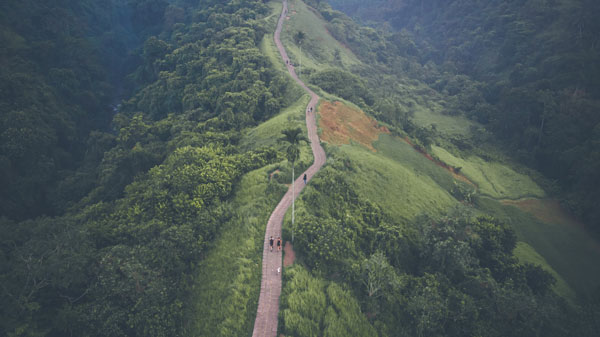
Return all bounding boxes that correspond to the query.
[285,148,588,336]
[0,0,287,335]
[280,127,308,164]
[190,164,287,337]
[280,265,376,337]
[310,69,374,107]
[327,0,600,236]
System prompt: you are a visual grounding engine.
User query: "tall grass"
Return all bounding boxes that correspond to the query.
[187,165,287,337]
[280,265,376,337]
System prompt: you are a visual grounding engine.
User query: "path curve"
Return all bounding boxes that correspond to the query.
[251,1,326,336]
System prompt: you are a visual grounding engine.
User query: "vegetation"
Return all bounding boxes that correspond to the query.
[0,0,292,335]
[280,153,594,336]
[327,0,600,237]
[2,0,600,336]
[278,2,600,337]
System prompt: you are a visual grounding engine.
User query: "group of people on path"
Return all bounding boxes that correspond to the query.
[269,236,281,252]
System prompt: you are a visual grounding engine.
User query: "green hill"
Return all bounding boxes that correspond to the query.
[1,0,600,336]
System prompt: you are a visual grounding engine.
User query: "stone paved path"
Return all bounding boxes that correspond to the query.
[251,1,326,336]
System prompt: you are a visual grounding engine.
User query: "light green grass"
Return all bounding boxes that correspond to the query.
[187,165,287,337]
[478,197,600,299]
[260,18,285,73]
[374,134,459,193]
[431,145,545,199]
[410,102,476,136]
[241,95,310,151]
[281,0,361,75]
[259,2,306,105]
[263,0,283,28]
[339,144,457,222]
[514,241,577,302]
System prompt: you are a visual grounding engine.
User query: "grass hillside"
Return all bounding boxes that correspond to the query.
[431,145,546,200]
[280,0,361,74]
[340,144,457,221]
[479,197,600,299]
[188,98,314,337]
[276,0,600,306]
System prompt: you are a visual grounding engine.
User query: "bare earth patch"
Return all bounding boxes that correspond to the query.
[283,241,296,267]
[318,101,389,151]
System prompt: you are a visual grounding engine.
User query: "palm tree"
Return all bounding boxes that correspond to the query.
[279,127,308,242]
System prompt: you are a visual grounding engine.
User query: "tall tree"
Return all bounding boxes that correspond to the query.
[280,127,308,241]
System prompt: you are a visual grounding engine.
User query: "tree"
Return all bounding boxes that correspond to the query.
[294,30,307,45]
[280,127,308,241]
[362,251,397,298]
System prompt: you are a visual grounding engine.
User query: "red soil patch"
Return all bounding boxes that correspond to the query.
[283,241,296,267]
[501,198,583,229]
[318,101,389,151]
[401,136,477,188]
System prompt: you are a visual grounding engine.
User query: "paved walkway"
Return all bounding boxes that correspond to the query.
[251,1,326,336]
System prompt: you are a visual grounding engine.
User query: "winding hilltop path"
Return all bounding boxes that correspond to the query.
[251,1,326,336]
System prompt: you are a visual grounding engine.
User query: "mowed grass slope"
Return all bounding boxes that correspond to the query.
[241,95,310,151]
[339,144,457,222]
[432,145,546,200]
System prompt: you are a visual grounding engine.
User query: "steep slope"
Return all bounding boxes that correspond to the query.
[252,1,325,335]
[276,1,600,336]
[1,1,296,336]
[329,0,600,237]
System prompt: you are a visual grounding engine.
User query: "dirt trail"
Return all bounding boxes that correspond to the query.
[251,1,326,336]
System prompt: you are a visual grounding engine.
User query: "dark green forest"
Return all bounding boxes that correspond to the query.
[2,0,600,336]
[327,0,600,237]
[1,0,288,335]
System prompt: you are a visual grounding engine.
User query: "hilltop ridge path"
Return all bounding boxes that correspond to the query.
[251,0,326,336]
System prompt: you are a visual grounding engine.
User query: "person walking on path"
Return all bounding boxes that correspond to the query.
[269,236,274,252]
[303,173,307,184]
[277,237,282,252]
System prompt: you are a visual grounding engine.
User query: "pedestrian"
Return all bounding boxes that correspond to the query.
[277,237,282,252]
[303,173,307,184]
[269,236,274,252]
